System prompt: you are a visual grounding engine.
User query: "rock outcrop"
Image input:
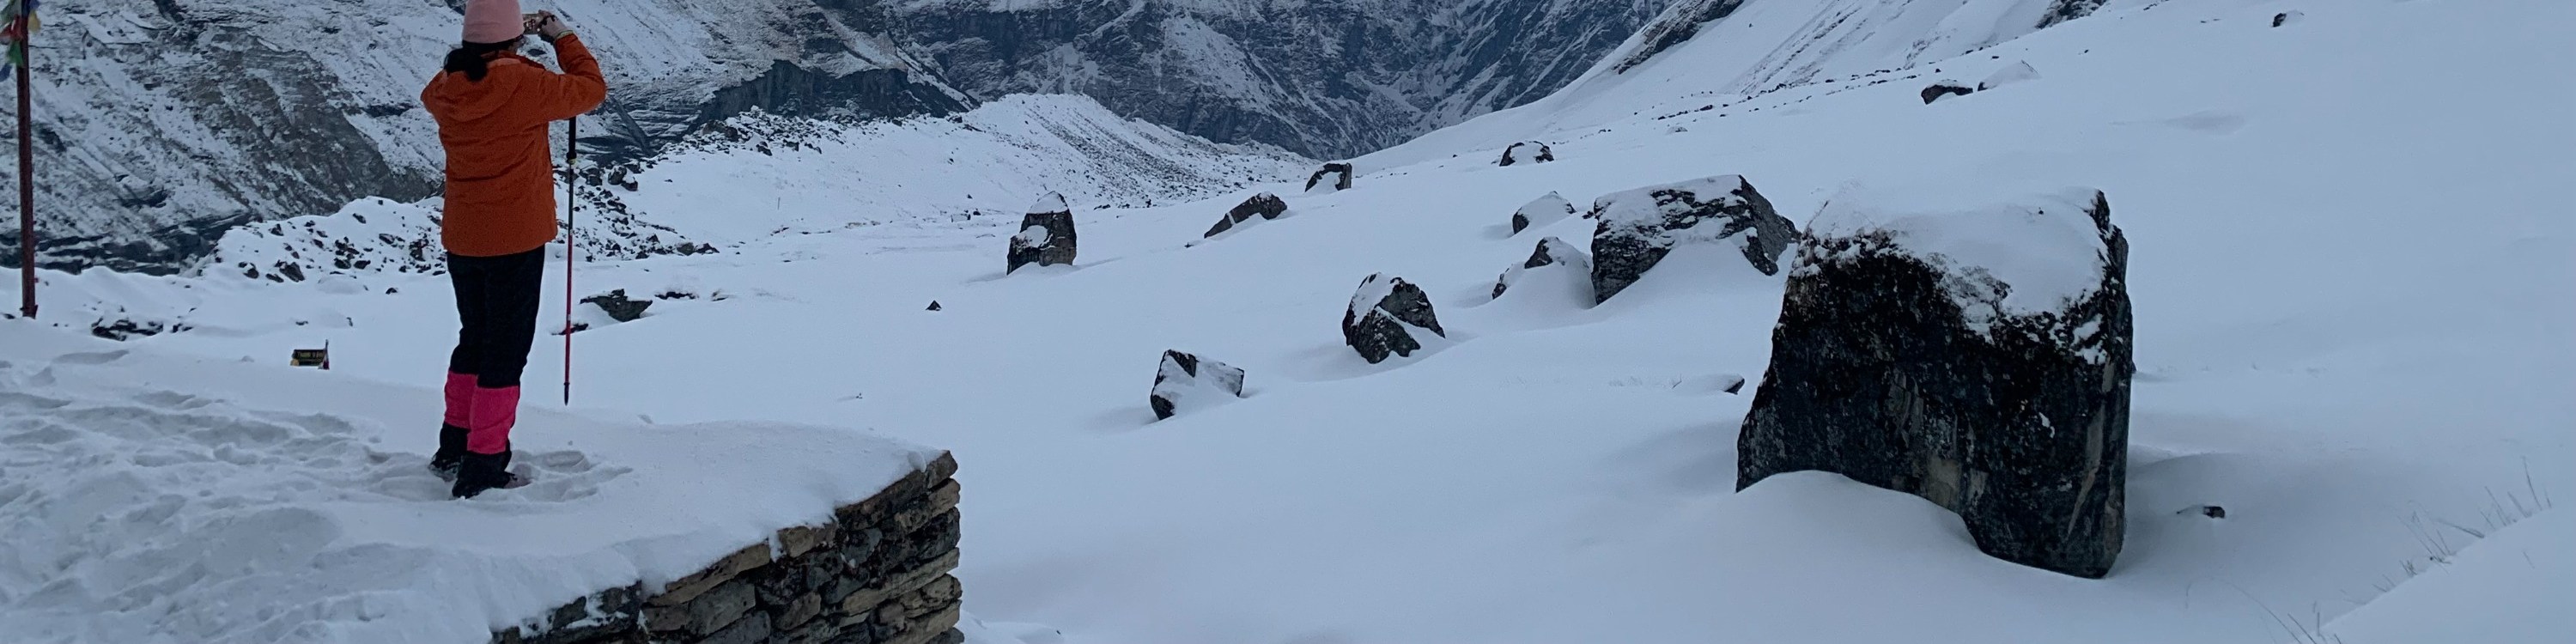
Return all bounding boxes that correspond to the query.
[1737,188,2134,579]
[1206,193,1291,238]
[1499,142,1557,167]
[1306,163,1356,193]
[1151,350,1249,420]
[1588,175,1795,304]
[493,453,966,644]
[1007,193,1078,273]
[1511,192,1577,235]
[1921,81,1976,104]
[1342,274,1446,363]
[1613,0,1752,74]
[1494,236,1592,299]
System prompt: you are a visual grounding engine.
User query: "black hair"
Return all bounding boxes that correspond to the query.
[441,39,518,82]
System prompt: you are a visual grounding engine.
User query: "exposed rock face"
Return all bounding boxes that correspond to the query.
[1494,236,1591,299]
[896,0,1674,159]
[1737,188,2133,579]
[1007,193,1078,273]
[1206,192,1291,238]
[2038,0,2110,28]
[1613,0,1750,74]
[1306,163,1356,194]
[1499,142,1557,167]
[1588,175,1795,304]
[1151,350,1249,420]
[1512,192,1577,235]
[493,453,966,644]
[1922,82,1977,104]
[1342,274,1445,363]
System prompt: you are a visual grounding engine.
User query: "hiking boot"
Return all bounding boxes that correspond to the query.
[451,448,519,499]
[428,423,469,482]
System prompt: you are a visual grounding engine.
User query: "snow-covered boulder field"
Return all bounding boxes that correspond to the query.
[1741,186,2133,578]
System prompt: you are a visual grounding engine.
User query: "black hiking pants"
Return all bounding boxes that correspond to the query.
[447,248,547,389]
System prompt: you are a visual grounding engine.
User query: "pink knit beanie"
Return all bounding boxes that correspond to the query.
[462,0,526,45]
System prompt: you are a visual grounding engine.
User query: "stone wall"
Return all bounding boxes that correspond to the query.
[493,453,965,644]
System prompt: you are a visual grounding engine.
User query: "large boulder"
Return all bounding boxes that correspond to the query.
[1737,187,2134,579]
[1921,81,1975,104]
[1511,192,1577,235]
[1588,175,1795,304]
[1151,350,1249,420]
[1305,163,1354,193]
[1205,192,1290,238]
[1494,236,1590,299]
[1007,192,1078,273]
[1498,142,1556,167]
[1342,274,1445,363]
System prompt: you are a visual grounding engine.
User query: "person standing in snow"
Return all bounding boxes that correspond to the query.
[422,0,605,498]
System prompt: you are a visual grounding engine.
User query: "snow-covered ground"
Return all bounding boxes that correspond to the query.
[5,0,2573,641]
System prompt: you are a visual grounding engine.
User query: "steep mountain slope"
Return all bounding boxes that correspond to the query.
[892,0,1672,159]
[4,0,967,273]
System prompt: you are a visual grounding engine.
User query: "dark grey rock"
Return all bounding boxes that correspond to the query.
[702,611,773,644]
[1151,350,1249,420]
[927,301,943,312]
[582,289,653,323]
[1588,175,1795,304]
[1306,163,1355,193]
[1498,142,1556,167]
[1613,0,1751,74]
[2038,0,2109,28]
[689,580,760,635]
[2272,10,2305,27]
[1342,274,1445,363]
[1494,236,1591,299]
[1206,192,1291,237]
[1738,189,2132,579]
[1512,192,1577,235]
[1922,82,1976,104]
[1007,193,1078,273]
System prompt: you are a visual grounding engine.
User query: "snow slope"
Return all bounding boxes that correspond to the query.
[0,325,945,643]
[7,0,2573,641]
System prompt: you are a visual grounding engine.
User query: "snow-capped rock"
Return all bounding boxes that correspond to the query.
[1588,175,1795,304]
[1306,163,1356,194]
[1151,350,1249,420]
[1739,186,2133,579]
[1978,61,2043,91]
[1343,274,1445,364]
[1494,237,1593,299]
[1009,193,1078,274]
[1499,142,1558,167]
[1206,193,1291,238]
[1511,193,1578,235]
[1923,81,1977,104]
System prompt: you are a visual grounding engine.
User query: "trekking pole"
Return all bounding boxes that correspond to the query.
[561,115,576,405]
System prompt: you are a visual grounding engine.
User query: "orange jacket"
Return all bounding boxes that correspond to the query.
[422,35,607,257]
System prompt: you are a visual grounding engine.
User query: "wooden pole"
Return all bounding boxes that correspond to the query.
[14,9,32,319]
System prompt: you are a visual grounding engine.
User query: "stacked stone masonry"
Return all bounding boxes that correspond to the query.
[492,453,965,644]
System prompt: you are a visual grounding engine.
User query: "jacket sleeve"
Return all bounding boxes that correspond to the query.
[519,33,608,125]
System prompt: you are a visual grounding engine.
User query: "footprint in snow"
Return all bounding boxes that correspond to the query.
[51,349,132,366]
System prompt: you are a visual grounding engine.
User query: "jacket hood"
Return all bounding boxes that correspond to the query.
[422,54,534,123]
